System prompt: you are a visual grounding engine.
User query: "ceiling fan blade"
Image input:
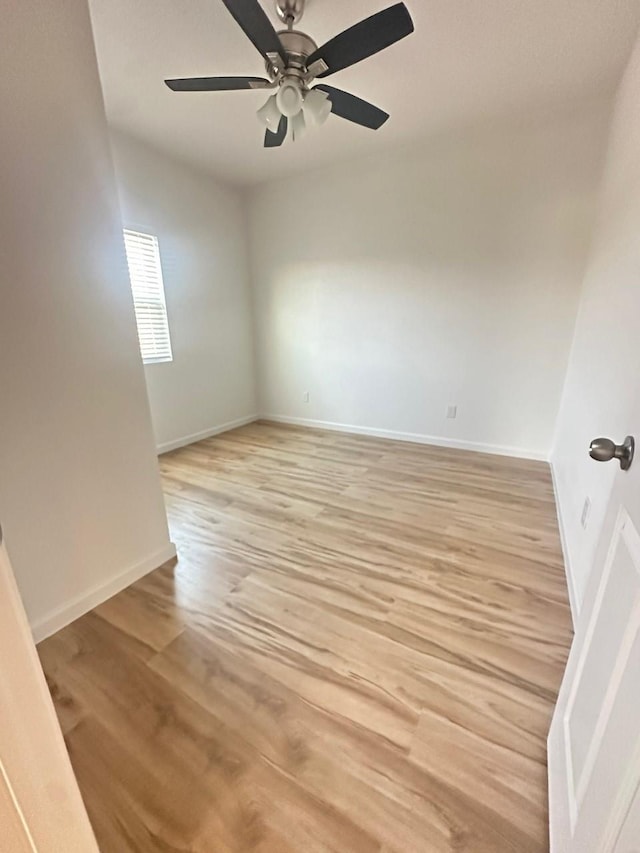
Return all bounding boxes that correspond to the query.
[220,0,286,64]
[314,85,389,129]
[264,114,288,147]
[307,3,414,78]
[165,76,271,91]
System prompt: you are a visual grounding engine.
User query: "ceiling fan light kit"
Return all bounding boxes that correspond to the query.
[259,75,330,141]
[165,0,414,148]
[290,109,307,141]
[303,87,331,125]
[275,79,304,117]
[256,93,281,128]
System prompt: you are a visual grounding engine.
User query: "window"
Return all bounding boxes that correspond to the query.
[123,229,173,364]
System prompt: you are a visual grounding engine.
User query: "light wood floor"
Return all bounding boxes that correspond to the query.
[38,422,573,852]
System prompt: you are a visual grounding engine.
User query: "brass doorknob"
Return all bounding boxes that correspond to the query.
[589,436,635,471]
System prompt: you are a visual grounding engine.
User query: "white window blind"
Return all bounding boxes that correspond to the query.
[123,229,173,364]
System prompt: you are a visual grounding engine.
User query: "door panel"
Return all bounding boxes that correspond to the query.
[0,531,99,852]
[0,764,36,852]
[549,389,640,851]
[567,515,639,800]
[615,783,640,852]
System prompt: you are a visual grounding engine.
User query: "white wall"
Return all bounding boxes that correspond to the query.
[0,0,174,639]
[552,33,640,616]
[110,131,257,453]
[248,105,607,459]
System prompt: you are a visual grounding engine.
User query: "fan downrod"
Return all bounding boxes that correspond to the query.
[275,0,305,27]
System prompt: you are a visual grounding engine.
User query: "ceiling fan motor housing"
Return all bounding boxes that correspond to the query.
[266,29,318,79]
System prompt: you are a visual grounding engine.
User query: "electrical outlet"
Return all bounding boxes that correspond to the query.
[447,405,457,419]
[581,497,591,529]
[303,391,310,403]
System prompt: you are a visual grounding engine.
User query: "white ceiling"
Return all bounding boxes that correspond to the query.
[88,0,640,186]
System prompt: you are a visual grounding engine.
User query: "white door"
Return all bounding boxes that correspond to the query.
[614,782,640,852]
[548,390,640,851]
[0,526,99,852]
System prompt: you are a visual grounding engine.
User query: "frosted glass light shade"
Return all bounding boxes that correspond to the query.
[303,88,331,126]
[276,81,303,118]
[256,94,281,129]
[290,110,306,142]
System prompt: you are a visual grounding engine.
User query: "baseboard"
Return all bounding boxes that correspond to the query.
[549,459,579,629]
[260,414,548,462]
[31,542,177,644]
[156,414,258,454]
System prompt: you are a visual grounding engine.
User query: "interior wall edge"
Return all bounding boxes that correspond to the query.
[549,458,580,629]
[260,414,549,462]
[156,414,259,455]
[31,542,177,645]
[242,187,264,416]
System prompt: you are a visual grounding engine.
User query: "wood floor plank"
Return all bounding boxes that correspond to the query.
[410,710,548,847]
[38,422,572,851]
[92,564,184,652]
[49,614,378,852]
[150,626,544,853]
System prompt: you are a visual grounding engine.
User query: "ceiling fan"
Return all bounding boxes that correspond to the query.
[165,0,414,147]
